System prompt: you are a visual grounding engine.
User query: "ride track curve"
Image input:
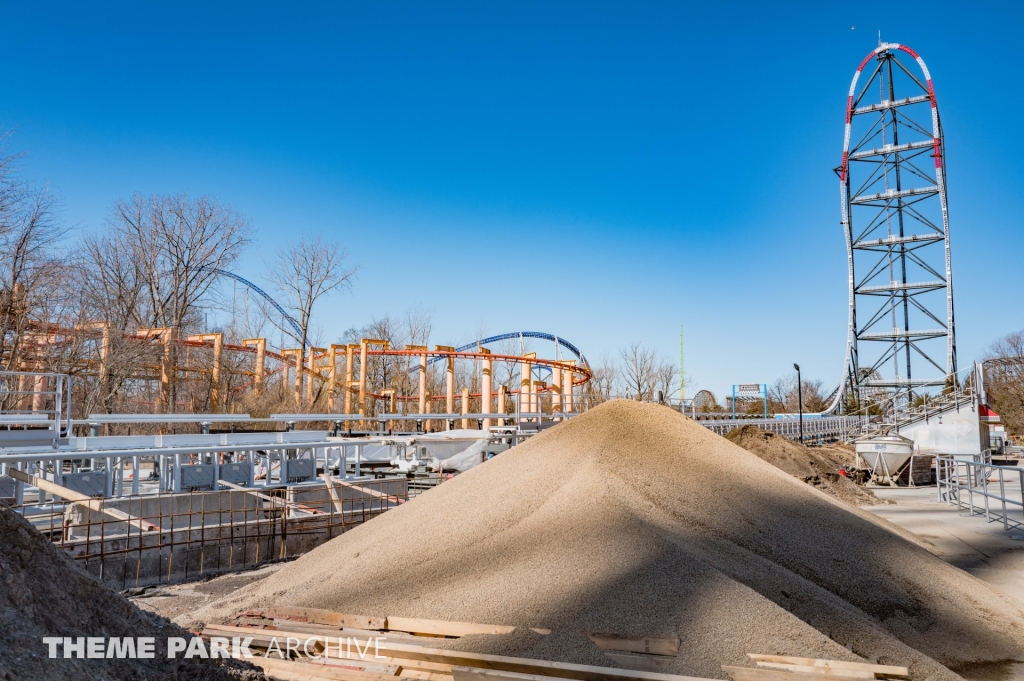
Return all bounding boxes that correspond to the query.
[206,267,593,399]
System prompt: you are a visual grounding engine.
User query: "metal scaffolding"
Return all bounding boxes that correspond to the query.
[835,42,957,413]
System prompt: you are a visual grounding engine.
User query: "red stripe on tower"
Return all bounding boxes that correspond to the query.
[857,52,874,71]
[898,45,920,59]
[927,79,937,108]
[840,151,849,181]
[846,96,853,123]
[933,139,942,169]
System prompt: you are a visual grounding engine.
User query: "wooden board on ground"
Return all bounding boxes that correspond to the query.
[386,616,515,638]
[750,665,872,679]
[269,606,388,631]
[208,624,714,681]
[384,657,453,674]
[251,655,400,681]
[723,666,878,681]
[602,653,675,673]
[400,669,455,681]
[271,621,431,647]
[586,634,679,657]
[746,656,909,679]
[202,626,325,655]
[203,623,326,652]
[452,666,573,681]
[374,641,710,681]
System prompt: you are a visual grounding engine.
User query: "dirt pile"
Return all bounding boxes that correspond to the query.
[0,502,265,681]
[725,425,886,505]
[187,400,1024,681]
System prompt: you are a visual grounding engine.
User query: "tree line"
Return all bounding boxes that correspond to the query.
[0,134,356,420]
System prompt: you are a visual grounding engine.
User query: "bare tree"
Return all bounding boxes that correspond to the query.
[78,193,251,413]
[652,358,680,403]
[619,342,659,401]
[0,133,69,373]
[83,193,251,331]
[985,330,1024,437]
[768,373,827,414]
[579,353,618,407]
[265,234,357,356]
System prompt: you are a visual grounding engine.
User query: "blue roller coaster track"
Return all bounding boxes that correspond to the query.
[427,332,589,368]
[209,268,304,339]
[210,271,588,374]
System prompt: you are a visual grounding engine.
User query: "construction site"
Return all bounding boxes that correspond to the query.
[3,38,1024,681]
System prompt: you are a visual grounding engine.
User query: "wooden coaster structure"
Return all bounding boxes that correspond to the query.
[201,608,910,681]
[9,323,591,420]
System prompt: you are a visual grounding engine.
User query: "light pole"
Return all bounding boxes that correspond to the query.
[793,363,803,443]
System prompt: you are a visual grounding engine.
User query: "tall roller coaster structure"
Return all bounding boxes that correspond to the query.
[830,42,956,414]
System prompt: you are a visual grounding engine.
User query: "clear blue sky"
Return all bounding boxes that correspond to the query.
[1,1,1021,400]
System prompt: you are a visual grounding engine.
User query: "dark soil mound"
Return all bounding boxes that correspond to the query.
[725,425,886,505]
[0,502,266,681]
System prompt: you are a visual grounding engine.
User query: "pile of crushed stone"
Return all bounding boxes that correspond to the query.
[0,502,265,681]
[186,400,1024,681]
[725,425,887,505]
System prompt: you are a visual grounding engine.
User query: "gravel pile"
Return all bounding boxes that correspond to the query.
[187,400,1024,681]
[725,425,886,505]
[0,502,265,681]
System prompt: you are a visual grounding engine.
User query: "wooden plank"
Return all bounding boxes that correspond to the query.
[400,670,455,681]
[249,661,340,681]
[203,624,326,652]
[380,657,453,673]
[325,475,406,505]
[602,654,674,673]
[7,468,162,532]
[723,666,872,681]
[322,475,346,514]
[586,634,679,657]
[386,616,515,637]
[269,607,387,631]
[252,656,398,681]
[373,641,710,681]
[452,667,572,681]
[201,627,325,655]
[452,667,598,679]
[319,661,400,677]
[220,480,323,515]
[752,665,872,679]
[272,623,441,649]
[208,625,713,681]
[746,656,908,678]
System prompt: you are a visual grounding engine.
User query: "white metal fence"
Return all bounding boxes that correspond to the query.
[936,455,1024,531]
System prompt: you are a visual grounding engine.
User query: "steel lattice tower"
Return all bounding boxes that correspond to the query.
[836,42,956,412]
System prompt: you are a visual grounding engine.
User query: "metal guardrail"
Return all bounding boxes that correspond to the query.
[936,454,1024,531]
[697,415,863,442]
[0,371,72,448]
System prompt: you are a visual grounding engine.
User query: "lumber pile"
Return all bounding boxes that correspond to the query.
[202,608,906,681]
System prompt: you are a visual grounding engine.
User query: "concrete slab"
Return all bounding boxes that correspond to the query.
[864,486,1024,605]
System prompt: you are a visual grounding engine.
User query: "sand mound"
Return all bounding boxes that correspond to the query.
[725,425,885,505]
[0,502,265,681]
[188,401,1024,681]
